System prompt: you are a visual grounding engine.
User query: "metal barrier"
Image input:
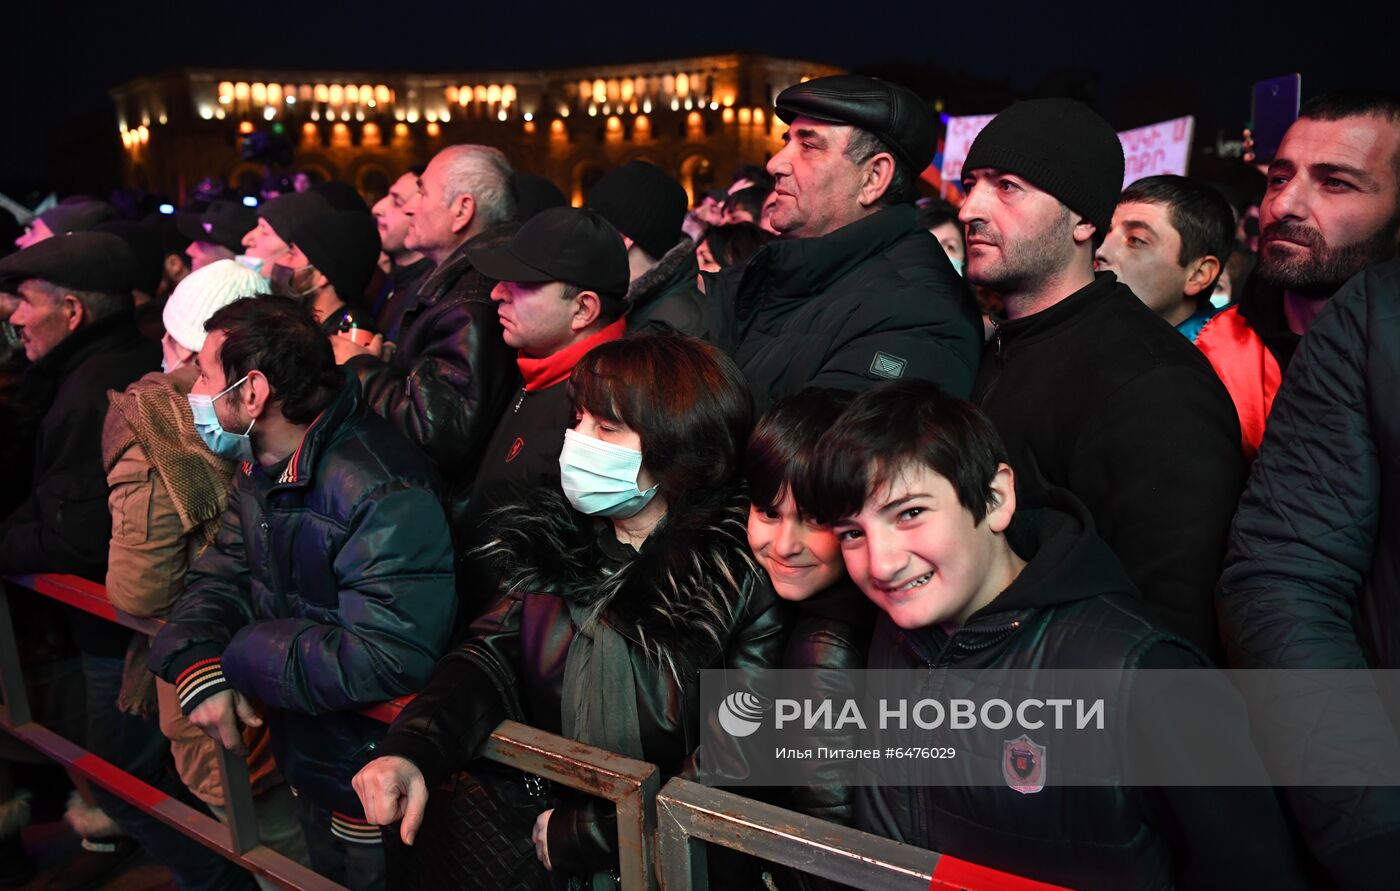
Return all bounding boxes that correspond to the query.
[655,778,1069,891]
[4,573,1064,891]
[0,574,659,890]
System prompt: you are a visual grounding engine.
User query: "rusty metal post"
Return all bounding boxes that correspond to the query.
[483,720,661,890]
[0,586,31,725]
[654,778,942,891]
[213,740,261,855]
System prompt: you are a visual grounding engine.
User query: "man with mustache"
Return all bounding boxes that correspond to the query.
[1196,92,1400,461]
[961,98,1243,661]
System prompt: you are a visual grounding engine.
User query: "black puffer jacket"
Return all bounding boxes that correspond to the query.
[148,373,457,816]
[1220,258,1400,890]
[858,493,1306,890]
[346,226,519,535]
[625,237,707,336]
[0,314,158,655]
[706,204,981,409]
[376,487,788,877]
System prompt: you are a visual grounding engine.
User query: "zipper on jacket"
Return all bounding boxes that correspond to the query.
[511,387,525,414]
[929,620,1023,667]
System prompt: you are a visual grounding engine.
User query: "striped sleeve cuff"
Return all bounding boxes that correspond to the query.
[331,812,382,845]
[174,655,231,714]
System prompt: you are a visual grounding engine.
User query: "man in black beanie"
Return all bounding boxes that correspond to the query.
[278,210,381,337]
[585,160,707,336]
[962,97,1243,659]
[704,74,981,409]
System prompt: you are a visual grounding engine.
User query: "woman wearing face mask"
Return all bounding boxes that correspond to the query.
[354,334,786,888]
[101,264,312,885]
[745,390,875,835]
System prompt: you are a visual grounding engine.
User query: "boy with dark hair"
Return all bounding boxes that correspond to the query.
[796,379,1306,890]
[1096,175,1236,340]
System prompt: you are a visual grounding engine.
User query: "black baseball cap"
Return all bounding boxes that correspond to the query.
[176,200,258,252]
[466,207,629,299]
[0,232,139,293]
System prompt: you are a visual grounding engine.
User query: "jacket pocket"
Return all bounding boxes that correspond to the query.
[107,459,154,544]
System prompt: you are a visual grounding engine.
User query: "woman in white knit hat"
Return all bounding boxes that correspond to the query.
[102,260,311,888]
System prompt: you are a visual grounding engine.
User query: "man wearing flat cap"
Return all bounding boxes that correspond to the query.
[706,73,981,408]
[961,98,1243,660]
[0,235,260,889]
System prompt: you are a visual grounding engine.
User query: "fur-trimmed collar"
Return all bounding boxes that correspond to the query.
[479,485,758,675]
[626,237,697,308]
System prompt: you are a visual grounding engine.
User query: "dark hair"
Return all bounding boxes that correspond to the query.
[916,198,960,232]
[723,185,770,220]
[568,333,753,502]
[844,129,920,207]
[1119,175,1236,306]
[730,165,774,193]
[795,380,1008,525]
[559,282,625,327]
[1298,91,1400,178]
[406,164,427,178]
[701,223,774,270]
[746,388,855,518]
[205,295,343,424]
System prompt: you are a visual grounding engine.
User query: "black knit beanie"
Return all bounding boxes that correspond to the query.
[585,161,687,260]
[963,98,1124,237]
[289,210,382,303]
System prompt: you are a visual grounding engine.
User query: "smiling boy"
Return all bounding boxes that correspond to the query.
[796,379,1306,890]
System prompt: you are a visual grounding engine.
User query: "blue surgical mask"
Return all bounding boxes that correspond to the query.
[188,375,256,463]
[558,428,659,518]
[233,254,264,275]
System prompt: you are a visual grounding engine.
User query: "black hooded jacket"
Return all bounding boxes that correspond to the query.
[857,493,1306,890]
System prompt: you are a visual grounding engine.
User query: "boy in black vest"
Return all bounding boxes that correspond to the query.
[797,379,1305,890]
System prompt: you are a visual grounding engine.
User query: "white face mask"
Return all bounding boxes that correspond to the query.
[558,429,659,519]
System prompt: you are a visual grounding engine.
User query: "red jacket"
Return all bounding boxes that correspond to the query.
[1195,305,1282,463]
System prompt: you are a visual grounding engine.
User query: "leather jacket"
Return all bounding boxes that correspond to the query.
[377,487,789,876]
[346,225,519,536]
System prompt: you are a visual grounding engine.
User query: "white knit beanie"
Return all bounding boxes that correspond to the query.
[162,259,270,353]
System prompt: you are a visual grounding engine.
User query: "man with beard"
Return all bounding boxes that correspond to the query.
[962,98,1242,660]
[1196,93,1400,461]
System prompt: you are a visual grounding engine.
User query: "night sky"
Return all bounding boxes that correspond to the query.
[2,0,1396,201]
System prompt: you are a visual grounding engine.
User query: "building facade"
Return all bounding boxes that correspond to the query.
[110,54,843,207]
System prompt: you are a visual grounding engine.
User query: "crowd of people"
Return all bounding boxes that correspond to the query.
[0,71,1397,891]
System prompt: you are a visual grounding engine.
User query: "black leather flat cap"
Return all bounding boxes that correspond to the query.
[775,74,937,173]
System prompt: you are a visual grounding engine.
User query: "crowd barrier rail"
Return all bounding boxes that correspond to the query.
[2,573,1059,891]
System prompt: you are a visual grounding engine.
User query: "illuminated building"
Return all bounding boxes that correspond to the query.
[109,54,843,206]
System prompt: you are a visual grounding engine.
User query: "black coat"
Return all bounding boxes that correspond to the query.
[1220,258,1400,889]
[857,494,1306,891]
[148,374,457,816]
[346,226,519,536]
[624,238,707,337]
[972,273,1243,661]
[0,315,159,655]
[377,487,788,876]
[706,204,982,409]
